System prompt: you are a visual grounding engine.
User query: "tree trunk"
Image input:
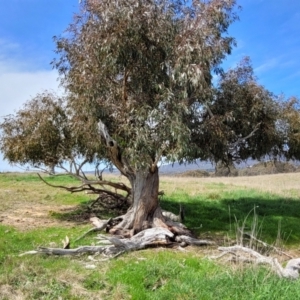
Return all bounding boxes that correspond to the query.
[109,166,165,235]
[108,165,191,237]
[215,159,238,177]
[132,167,160,234]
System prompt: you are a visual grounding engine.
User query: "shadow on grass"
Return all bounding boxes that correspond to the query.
[50,188,300,245]
[161,190,300,245]
[49,199,128,224]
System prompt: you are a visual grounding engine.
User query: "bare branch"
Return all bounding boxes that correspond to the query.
[98,120,135,180]
[230,122,261,149]
[37,173,129,192]
[20,227,175,258]
[217,245,300,279]
[239,229,293,259]
[205,104,214,118]
[74,217,112,242]
[175,235,215,246]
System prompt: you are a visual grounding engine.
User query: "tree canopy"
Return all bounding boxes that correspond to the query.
[279,97,300,160]
[51,0,239,170]
[201,57,283,165]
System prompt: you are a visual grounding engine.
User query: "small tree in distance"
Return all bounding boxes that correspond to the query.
[205,57,283,174]
[0,92,71,172]
[0,0,288,241]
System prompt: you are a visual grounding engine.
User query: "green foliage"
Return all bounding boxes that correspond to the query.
[279,97,300,160]
[0,92,72,168]
[52,0,239,167]
[0,0,241,172]
[196,57,283,165]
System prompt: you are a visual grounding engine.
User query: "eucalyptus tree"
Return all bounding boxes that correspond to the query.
[0,92,71,172]
[279,97,300,160]
[49,0,239,235]
[1,0,255,238]
[198,57,283,174]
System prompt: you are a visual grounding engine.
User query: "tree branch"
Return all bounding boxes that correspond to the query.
[216,245,300,279]
[239,229,293,259]
[37,173,131,202]
[98,120,135,181]
[229,122,261,150]
[205,103,214,118]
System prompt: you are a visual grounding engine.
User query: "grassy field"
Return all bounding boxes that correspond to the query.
[1,172,300,299]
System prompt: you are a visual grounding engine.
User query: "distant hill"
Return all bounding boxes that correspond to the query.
[103,160,260,176]
[100,160,214,176]
[159,160,214,175]
[158,159,262,175]
[98,159,300,177]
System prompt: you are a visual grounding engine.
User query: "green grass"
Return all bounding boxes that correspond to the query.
[1,172,300,299]
[0,172,79,182]
[161,188,300,244]
[2,228,300,300]
[105,251,300,300]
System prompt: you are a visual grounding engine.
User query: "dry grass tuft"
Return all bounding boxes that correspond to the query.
[0,284,25,300]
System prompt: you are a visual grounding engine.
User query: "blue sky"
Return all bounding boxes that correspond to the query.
[0,0,299,171]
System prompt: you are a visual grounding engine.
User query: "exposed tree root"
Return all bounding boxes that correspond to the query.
[74,217,113,242]
[175,235,215,247]
[239,230,294,259]
[20,225,215,258]
[214,245,300,279]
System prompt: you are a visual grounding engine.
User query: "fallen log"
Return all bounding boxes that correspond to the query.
[20,227,214,258]
[215,245,300,279]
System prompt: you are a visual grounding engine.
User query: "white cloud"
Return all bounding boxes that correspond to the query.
[0,38,20,56]
[0,68,61,117]
[0,38,63,117]
[254,58,280,74]
[0,39,63,171]
[0,65,62,171]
